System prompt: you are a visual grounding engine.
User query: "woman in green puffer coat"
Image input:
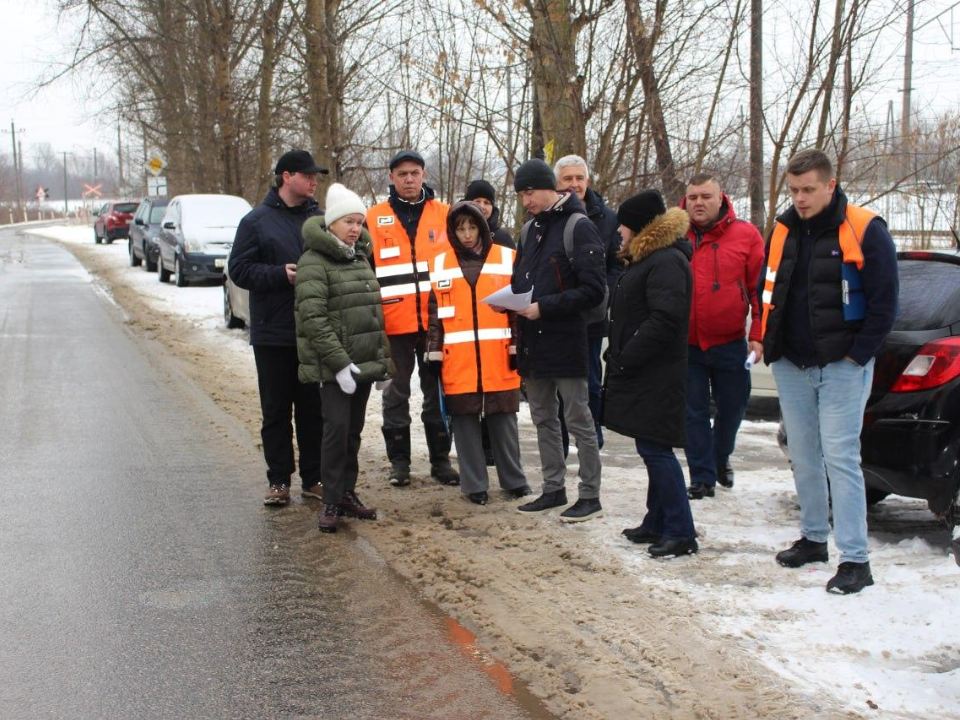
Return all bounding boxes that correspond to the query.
[295,183,393,534]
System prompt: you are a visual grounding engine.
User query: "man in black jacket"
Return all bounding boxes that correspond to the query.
[762,149,898,594]
[228,150,327,506]
[509,158,606,522]
[554,154,622,449]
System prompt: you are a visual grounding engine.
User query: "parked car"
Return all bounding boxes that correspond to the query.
[128,196,169,272]
[223,251,250,329]
[157,194,252,287]
[778,248,960,565]
[93,201,138,244]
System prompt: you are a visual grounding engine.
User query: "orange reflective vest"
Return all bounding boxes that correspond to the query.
[368,199,450,335]
[430,245,520,396]
[761,204,876,337]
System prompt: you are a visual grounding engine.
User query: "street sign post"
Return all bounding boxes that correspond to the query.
[147,176,167,197]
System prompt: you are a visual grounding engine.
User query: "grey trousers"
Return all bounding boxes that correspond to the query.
[451,413,527,494]
[382,332,443,429]
[524,376,602,499]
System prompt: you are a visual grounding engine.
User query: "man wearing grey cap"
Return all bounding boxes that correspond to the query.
[367,149,459,487]
[508,158,607,522]
[229,149,328,506]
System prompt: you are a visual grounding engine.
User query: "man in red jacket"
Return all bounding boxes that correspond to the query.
[681,174,764,499]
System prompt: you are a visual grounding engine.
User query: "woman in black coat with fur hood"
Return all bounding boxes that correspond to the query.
[602,190,699,558]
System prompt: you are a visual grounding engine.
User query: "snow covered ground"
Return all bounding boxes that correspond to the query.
[27,224,960,718]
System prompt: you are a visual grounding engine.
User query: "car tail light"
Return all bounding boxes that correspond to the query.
[890,338,960,392]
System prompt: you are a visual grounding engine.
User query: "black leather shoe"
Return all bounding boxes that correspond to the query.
[776,537,829,568]
[687,483,715,500]
[826,562,874,594]
[467,491,489,506]
[622,526,660,544]
[717,462,735,488]
[559,498,603,523]
[649,538,699,558]
[517,489,567,514]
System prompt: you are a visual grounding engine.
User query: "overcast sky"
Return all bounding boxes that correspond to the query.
[1,0,958,171]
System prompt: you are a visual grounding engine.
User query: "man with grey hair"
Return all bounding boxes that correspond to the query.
[554,154,622,449]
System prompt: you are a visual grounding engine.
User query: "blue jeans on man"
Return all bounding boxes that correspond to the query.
[685,338,751,487]
[771,358,874,564]
[634,439,697,540]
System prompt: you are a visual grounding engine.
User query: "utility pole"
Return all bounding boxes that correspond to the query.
[93,147,98,178]
[117,120,123,189]
[3,120,25,211]
[902,0,914,173]
[62,151,70,215]
[749,0,764,231]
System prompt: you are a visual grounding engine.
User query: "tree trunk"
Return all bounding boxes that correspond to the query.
[255,0,284,200]
[304,0,342,197]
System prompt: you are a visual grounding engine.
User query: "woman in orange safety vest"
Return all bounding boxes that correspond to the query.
[426,202,531,505]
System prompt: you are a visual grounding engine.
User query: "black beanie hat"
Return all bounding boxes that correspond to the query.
[513,159,556,192]
[617,189,667,233]
[465,179,496,204]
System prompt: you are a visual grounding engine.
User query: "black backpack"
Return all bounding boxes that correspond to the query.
[519,213,609,325]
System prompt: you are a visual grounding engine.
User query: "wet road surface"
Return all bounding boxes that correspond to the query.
[0,229,549,718]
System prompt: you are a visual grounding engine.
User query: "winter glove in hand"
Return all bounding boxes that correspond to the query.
[424,351,443,376]
[508,345,518,371]
[335,363,361,395]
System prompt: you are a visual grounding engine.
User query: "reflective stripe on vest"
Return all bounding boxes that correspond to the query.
[760,204,876,337]
[431,246,520,396]
[368,199,450,335]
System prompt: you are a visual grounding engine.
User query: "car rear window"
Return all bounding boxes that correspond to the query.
[896,259,960,330]
[115,203,138,213]
[149,205,168,223]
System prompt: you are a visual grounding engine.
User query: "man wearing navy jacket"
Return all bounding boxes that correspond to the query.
[760,149,898,594]
[229,150,327,506]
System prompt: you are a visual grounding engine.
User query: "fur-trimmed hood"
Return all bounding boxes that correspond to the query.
[620,207,691,264]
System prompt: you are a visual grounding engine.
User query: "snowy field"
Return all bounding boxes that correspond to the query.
[26,224,960,718]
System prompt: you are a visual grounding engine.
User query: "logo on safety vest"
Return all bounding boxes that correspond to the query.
[377,216,395,226]
[436,279,452,289]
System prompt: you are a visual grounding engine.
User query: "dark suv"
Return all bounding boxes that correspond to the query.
[94,201,138,244]
[128,197,169,272]
[779,248,960,564]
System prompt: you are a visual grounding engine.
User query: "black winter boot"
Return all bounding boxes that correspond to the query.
[424,422,460,486]
[382,426,411,487]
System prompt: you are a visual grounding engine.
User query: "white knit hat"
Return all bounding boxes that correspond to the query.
[324,183,367,226]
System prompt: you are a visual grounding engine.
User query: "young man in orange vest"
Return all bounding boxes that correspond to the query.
[761,149,898,594]
[367,150,459,487]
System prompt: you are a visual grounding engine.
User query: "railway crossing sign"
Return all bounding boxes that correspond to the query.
[82,183,103,199]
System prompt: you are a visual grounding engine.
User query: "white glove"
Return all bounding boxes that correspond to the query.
[375,379,393,391]
[335,363,361,395]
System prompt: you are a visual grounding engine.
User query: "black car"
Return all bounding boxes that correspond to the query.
[128,196,169,272]
[779,248,960,564]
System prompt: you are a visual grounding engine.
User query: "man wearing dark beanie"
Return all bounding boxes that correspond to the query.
[464,179,515,249]
[508,157,607,522]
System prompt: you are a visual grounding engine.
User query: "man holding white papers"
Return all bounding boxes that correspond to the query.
[509,158,607,522]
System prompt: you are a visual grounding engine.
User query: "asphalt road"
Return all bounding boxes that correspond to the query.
[0,228,547,718]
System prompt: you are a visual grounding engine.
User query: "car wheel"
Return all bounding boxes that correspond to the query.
[158,255,171,283]
[129,239,141,267]
[224,283,245,329]
[94,228,102,244]
[174,256,187,287]
[105,232,114,245]
[144,244,157,272]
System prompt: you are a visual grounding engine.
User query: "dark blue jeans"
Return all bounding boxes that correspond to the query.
[635,439,697,541]
[684,339,751,487]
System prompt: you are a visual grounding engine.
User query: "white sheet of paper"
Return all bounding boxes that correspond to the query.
[481,285,533,311]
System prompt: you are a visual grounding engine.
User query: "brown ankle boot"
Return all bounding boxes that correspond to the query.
[339,491,377,520]
[318,504,341,533]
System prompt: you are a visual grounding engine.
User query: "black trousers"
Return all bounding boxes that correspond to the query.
[253,345,323,488]
[319,381,372,504]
